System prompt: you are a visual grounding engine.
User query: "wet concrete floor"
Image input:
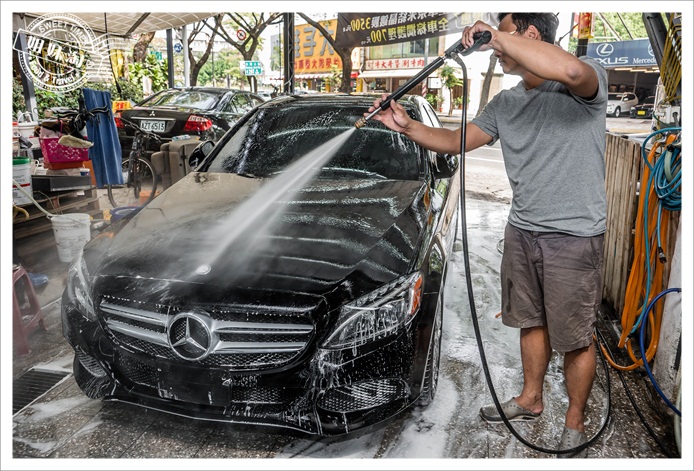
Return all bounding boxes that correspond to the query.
[6,184,685,468]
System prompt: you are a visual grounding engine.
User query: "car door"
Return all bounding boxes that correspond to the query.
[419,101,460,261]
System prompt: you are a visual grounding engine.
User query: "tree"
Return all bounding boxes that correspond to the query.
[297,13,354,93]
[187,14,224,86]
[326,64,342,92]
[215,12,282,92]
[132,32,156,63]
[477,55,498,117]
[592,12,648,41]
[198,48,244,88]
[439,64,462,116]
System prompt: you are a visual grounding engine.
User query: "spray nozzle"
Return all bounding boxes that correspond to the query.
[356,31,491,129]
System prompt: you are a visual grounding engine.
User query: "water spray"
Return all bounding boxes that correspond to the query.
[355,31,492,129]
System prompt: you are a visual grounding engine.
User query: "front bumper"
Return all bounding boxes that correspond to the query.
[62,292,431,436]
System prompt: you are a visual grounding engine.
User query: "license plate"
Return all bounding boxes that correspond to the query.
[140,120,166,132]
[637,110,646,115]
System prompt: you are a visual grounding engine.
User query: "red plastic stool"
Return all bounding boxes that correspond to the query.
[13,264,46,355]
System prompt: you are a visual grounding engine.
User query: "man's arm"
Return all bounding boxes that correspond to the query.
[462,21,599,99]
[366,96,492,154]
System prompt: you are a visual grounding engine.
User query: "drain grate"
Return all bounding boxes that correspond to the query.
[13,369,71,415]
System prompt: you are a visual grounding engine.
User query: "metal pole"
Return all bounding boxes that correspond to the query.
[166,29,174,87]
[182,25,190,87]
[422,38,429,97]
[282,12,295,94]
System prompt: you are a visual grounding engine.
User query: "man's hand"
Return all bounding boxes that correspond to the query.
[462,20,498,52]
[366,94,412,133]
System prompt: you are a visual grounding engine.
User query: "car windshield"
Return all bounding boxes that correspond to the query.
[208,102,422,180]
[608,93,623,101]
[139,90,221,110]
[644,96,655,104]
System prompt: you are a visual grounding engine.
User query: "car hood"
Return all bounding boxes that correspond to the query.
[86,172,430,302]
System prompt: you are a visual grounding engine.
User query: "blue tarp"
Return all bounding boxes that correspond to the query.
[83,88,123,188]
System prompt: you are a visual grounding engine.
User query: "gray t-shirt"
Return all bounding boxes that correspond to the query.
[471,56,608,236]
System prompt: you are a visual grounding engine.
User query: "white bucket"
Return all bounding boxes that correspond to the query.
[17,122,37,138]
[51,214,92,263]
[13,158,33,206]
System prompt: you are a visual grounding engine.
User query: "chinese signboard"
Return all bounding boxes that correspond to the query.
[335,12,473,48]
[241,60,263,75]
[364,57,427,71]
[577,12,593,39]
[295,19,342,75]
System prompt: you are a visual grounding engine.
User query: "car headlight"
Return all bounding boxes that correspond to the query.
[322,272,423,350]
[66,252,96,321]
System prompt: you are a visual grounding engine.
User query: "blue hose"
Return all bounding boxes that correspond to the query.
[629,128,682,337]
[639,287,681,416]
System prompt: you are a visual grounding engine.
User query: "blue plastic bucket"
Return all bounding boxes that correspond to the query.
[110,206,139,222]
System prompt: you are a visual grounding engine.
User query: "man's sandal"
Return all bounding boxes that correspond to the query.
[479,398,542,423]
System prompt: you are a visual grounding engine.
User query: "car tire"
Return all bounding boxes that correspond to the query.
[613,107,621,118]
[418,299,443,407]
[73,353,113,399]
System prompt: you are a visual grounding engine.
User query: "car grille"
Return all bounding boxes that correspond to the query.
[317,378,408,413]
[98,294,315,370]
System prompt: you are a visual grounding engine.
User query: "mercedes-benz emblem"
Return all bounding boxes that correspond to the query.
[195,264,211,275]
[168,313,213,361]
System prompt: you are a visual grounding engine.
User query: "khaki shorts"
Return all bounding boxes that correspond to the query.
[500,223,604,353]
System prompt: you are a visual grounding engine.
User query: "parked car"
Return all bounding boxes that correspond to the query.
[630,96,655,119]
[62,94,461,436]
[606,92,638,118]
[256,90,273,101]
[115,87,265,160]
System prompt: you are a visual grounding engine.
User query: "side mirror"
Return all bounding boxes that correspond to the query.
[188,140,215,170]
[432,153,459,178]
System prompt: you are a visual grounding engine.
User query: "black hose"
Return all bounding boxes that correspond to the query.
[596,328,677,457]
[452,52,610,455]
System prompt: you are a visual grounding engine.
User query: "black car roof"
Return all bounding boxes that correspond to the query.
[258,93,425,109]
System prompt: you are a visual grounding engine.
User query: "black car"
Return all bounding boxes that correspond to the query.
[630,96,655,119]
[62,94,460,436]
[115,87,265,160]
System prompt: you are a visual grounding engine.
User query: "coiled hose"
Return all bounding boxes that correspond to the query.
[601,127,681,371]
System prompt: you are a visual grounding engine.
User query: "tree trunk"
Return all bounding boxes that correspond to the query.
[339,48,352,93]
[477,54,498,116]
[132,32,156,63]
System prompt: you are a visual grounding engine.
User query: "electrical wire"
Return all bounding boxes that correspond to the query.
[595,327,677,457]
[451,53,609,456]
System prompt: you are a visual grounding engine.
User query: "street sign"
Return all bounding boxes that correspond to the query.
[241,60,262,76]
[237,29,247,41]
[173,43,183,54]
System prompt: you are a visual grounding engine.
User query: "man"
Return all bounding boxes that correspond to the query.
[367,13,607,458]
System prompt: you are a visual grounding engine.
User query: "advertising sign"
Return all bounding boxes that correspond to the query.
[295,19,342,75]
[335,12,472,48]
[586,39,657,68]
[577,12,593,40]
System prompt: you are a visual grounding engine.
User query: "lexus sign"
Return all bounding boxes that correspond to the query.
[587,39,657,68]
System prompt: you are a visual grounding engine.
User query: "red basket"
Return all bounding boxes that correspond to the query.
[39,137,90,164]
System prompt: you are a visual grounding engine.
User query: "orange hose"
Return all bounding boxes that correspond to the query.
[601,133,678,371]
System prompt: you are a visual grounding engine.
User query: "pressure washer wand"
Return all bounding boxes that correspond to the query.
[355,31,492,128]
